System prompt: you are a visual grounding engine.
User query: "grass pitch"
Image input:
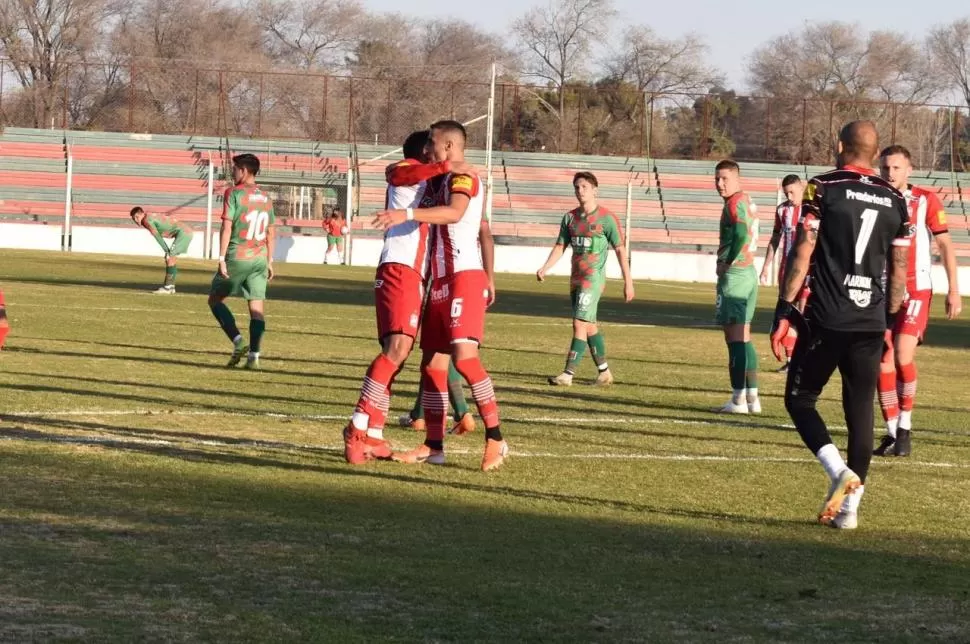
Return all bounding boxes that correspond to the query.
[1,249,969,642]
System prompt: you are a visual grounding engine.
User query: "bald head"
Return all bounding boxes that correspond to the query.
[838,120,879,169]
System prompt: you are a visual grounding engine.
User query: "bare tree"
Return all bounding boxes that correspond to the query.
[928,19,970,109]
[254,0,364,69]
[605,26,721,98]
[512,0,614,149]
[0,0,122,126]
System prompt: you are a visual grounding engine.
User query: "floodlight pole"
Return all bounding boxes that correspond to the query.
[63,147,73,252]
[485,62,497,224]
[205,155,215,259]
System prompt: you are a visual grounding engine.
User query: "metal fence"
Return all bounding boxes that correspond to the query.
[2,59,969,170]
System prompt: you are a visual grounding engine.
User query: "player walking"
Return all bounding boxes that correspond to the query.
[874,145,962,457]
[537,171,634,386]
[759,174,810,372]
[207,153,276,370]
[129,207,194,294]
[372,120,507,472]
[770,121,911,529]
[714,160,761,414]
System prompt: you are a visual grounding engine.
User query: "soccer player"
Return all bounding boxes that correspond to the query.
[713,160,761,414]
[770,120,911,529]
[129,207,194,294]
[372,120,507,472]
[537,171,634,386]
[874,145,962,457]
[207,153,276,370]
[324,208,347,264]
[759,174,810,372]
[343,129,460,464]
[0,287,9,350]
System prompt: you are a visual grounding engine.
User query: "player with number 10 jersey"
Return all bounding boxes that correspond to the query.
[208,153,276,369]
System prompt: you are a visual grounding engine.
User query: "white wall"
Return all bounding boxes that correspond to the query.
[0,222,63,251]
[6,224,970,296]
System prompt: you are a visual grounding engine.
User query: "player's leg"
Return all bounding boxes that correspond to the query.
[160,231,191,293]
[548,289,591,386]
[831,331,884,529]
[715,276,748,412]
[447,359,475,434]
[892,332,920,456]
[240,263,269,369]
[784,326,856,524]
[584,286,613,386]
[0,288,9,350]
[742,278,760,412]
[874,333,900,456]
[208,271,248,366]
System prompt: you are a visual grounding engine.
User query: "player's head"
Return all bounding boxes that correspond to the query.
[879,145,912,191]
[331,208,343,219]
[837,120,879,169]
[129,206,146,225]
[403,130,430,162]
[572,171,599,206]
[714,160,741,199]
[232,153,260,184]
[428,120,467,162]
[781,174,804,205]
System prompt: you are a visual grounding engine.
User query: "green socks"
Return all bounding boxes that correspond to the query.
[744,342,758,390]
[728,341,747,391]
[565,337,587,374]
[210,302,240,342]
[587,333,608,372]
[249,319,265,353]
[164,265,177,286]
[447,360,470,420]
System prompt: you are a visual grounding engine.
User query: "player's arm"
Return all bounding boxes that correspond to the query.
[924,194,962,319]
[143,217,170,254]
[217,190,235,277]
[781,222,814,303]
[760,210,783,283]
[605,214,634,302]
[373,174,476,227]
[717,201,749,279]
[385,159,452,187]
[538,215,570,281]
[479,218,496,307]
[887,200,913,316]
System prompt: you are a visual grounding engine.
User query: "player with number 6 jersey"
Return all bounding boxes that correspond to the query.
[208,153,276,370]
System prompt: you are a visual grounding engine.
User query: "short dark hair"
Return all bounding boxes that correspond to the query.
[130,206,144,218]
[402,130,429,159]
[572,171,598,188]
[880,145,911,160]
[429,120,467,141]
[781,174,802,188]
[714,159,740,174]
[232,153,260,176]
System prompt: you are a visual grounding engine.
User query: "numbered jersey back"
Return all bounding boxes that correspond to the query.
[801,168,911,332]
[224,184,275,262]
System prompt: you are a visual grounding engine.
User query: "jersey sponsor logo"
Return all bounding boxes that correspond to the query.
[374,279,384,289]
[846,189,892,208]
[844,273,873,308]
[430,283,450,303]
[858,175,873,185]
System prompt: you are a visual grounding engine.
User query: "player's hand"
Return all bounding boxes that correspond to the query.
[769,298,806,362]
[623,280,635,303]
[536,268,546,282]
[218,259,229,278]
[759,268,769,286]
[372,209,407,230]
[486,278,496,308]
[267,262,275,281]
[946,291,962,319]
[716,262,727,279]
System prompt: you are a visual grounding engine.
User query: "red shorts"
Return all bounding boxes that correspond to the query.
[374,263,423,341]
[894,290,931,343]
[420,270,488,354]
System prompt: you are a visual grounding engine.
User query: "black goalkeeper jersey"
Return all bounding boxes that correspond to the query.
[801,165,912,332]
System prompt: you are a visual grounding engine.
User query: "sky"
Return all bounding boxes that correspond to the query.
[363,0,969,91]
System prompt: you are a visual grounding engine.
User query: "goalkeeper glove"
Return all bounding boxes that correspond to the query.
[769,298,808,362]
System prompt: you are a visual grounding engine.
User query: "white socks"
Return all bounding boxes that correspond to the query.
[816,443,847,481]
[899,410,912,430]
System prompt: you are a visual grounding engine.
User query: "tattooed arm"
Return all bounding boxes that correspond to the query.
[781,223,816,303]
[887,245,908,314]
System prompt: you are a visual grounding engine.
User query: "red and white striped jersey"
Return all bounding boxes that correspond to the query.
[773,201,801,260]
[429,172,484,279]
[379,162,434,278]
[902,185,949,293]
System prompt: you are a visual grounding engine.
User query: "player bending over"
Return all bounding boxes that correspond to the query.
[130,207,194,294]
[208,153,276,370]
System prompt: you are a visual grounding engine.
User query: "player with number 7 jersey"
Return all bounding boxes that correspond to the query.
[208,153,276,370]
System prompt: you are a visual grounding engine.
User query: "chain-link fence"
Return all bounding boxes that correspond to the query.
[2,58,969,170]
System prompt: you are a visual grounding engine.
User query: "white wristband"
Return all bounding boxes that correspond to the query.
[218,255,225,262]
[405,208,414,221]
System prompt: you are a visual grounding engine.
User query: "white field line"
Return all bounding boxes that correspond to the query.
[3,409,969,468]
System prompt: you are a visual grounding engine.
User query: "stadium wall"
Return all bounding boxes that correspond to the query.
[5,223,970,295]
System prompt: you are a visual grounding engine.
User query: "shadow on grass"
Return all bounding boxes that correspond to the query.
[0,429,968,641]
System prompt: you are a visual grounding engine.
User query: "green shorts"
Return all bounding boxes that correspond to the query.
[571,285,603,323]
[715,270,758,325]
[327,235,342,246]
[168,230,193,256]
[210,258,269,301]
